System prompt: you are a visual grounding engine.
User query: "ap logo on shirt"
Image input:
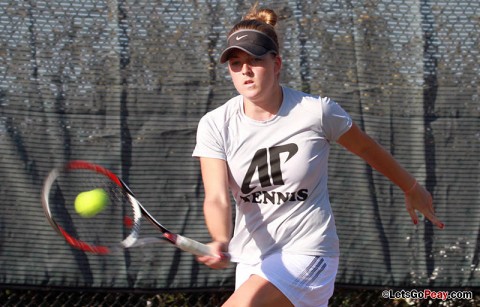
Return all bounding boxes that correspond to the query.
[241,144,298,194]
[239,144,308,205]
[240,143,308,204]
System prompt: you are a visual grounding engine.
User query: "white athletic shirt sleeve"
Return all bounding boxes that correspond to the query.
[194,113,227,160]
[193,86,352,264]
[321,98,353,141]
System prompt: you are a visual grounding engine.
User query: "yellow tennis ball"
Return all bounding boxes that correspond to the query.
[74,188,109,218]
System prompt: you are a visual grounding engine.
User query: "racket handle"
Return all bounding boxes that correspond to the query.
[175,234,226,258]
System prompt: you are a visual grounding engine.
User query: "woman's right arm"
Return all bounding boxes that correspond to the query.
[196,157,232,269]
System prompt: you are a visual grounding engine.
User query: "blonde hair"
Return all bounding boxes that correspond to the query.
[244,4,278,27]
[228,4,279,51]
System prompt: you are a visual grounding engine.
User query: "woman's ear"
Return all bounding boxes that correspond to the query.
[274,55,282,77]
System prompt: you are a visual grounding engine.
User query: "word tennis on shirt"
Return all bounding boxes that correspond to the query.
[240,189,309,204]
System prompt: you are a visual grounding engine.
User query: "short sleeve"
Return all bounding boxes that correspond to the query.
[192,114,227,160]
[321,98,353,141]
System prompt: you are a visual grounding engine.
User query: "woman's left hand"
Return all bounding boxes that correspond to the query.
[404,182,444,229]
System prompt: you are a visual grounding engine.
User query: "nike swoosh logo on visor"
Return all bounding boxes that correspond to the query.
[236,35,248,40]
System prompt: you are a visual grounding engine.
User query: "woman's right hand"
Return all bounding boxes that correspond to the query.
[197,241,230,269]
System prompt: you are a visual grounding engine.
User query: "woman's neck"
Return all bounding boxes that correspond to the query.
[243,85,283,121]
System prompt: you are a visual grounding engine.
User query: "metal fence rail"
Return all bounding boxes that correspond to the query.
[1,287,479,307]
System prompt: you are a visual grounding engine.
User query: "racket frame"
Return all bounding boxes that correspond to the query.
[41,160,216,257]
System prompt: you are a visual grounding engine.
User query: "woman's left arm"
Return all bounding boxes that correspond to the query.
[337,122,444,229]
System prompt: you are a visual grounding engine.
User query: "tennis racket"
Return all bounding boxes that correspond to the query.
[41,160,221,257]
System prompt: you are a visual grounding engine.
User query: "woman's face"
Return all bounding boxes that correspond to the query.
[227,50,281,104]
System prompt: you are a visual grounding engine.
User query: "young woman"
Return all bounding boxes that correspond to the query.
[193,5,444,307]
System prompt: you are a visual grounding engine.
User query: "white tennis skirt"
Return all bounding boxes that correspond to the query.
[235,253,339,307]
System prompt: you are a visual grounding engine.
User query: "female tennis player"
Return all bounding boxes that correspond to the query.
[192,4,444,307]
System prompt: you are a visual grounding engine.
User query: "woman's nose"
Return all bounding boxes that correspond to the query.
[241,63,253,75]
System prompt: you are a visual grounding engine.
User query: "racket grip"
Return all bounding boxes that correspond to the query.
[174,234,222,258]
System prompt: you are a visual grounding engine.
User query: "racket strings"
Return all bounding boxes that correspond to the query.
[47,168,136,253]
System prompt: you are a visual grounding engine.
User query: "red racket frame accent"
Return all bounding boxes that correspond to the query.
[59,227,110,255]
[66,160,123,187]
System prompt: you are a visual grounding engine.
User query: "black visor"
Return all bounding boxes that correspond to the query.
[220,29,279,63]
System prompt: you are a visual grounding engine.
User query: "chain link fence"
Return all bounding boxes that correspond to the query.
[1,287,479,306]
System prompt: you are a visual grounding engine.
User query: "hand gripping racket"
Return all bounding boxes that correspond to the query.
[41,160,220,257]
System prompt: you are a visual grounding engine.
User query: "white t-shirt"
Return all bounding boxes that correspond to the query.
[193,86,352,264]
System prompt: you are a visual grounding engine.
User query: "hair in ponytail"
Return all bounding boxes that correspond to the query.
[244,4,278,27]
[227,4,279,52]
